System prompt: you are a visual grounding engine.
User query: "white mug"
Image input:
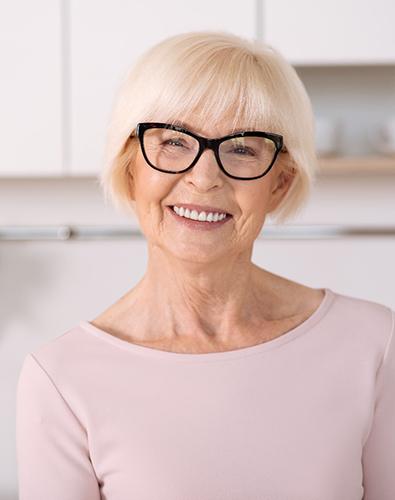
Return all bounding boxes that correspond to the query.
[314,116,341,156]
[369,117,395,155]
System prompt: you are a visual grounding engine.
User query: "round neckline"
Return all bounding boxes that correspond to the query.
[79,287,336,362]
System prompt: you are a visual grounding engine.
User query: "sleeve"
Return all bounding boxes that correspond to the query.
[362,308,395,500]
[16,353,101,500]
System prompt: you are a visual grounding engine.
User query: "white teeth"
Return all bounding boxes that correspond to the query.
[190,210,199,220]
[172,205,227,222]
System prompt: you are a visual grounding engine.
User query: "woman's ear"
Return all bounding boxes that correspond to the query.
[127,167,135,201]
[122,137,138,202]
[267,163,297,213]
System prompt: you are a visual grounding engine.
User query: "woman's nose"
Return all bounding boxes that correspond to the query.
[190,147,221,175]
[182,148,224,189]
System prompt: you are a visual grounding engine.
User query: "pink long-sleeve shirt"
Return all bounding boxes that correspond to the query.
[16,287,395,500]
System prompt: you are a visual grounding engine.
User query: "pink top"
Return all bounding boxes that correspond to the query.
[16,287,395,500]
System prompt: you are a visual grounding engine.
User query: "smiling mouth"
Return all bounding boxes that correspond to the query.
[166,206,233,226]
[166,205,232,216]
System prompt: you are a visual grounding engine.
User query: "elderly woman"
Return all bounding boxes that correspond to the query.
[16,31,394,500]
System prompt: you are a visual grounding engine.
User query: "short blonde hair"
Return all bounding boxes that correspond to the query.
[100,30,319,224]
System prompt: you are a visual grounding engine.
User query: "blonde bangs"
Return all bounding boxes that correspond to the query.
[137,39,279,136]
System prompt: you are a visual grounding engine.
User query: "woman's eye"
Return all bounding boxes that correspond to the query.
[232,147,255,156]
[163,139,185,148]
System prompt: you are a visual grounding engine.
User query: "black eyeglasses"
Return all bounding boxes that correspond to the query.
[134,122,285,181]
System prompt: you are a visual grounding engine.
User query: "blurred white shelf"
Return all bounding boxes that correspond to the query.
[318,155,395,174]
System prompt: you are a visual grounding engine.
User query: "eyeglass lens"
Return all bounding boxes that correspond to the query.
[142,128,277,178]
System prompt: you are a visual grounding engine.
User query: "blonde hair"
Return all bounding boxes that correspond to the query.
[99,30,320,224]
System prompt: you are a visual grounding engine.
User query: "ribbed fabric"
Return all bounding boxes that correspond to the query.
[16,287,395,500]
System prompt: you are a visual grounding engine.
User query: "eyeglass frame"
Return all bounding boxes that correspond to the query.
[133,122,286,181]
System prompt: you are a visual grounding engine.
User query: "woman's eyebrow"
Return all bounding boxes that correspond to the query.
[170,120,251,136]
[170,120,202,133]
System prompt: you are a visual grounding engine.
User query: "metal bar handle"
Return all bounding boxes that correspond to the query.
[1,224,395,241]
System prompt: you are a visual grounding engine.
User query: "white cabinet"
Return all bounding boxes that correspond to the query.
[69,0,256,176]
[0,0,62,176]
[263,0,395,65]
[5,1,392,178]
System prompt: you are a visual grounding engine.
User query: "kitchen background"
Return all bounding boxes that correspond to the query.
[1,1,395,498]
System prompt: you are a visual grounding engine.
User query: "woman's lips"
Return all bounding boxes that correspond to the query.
[166,203,232,215]
[166,206,232,230]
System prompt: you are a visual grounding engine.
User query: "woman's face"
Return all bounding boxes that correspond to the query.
[128,115,294,263]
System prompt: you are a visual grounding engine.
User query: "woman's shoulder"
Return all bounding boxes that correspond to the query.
[19,322,104,382]
[330,287,393,321]
[328,288,394,351]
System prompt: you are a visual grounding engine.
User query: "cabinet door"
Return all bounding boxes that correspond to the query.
[0,0,62,176]
[263,0,395,65]
[69,0,256,176]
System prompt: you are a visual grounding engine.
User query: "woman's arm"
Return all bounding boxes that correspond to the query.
[362,308,395,499]
[16,353,101,500]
